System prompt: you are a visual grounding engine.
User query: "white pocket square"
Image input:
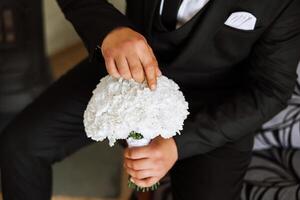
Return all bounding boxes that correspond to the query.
[224,11,257,31]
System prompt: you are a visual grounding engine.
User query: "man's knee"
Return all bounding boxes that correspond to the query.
[0,123,56,167]
[0,124,30,164]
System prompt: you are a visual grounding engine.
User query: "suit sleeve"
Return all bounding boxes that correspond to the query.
[174,0,300,160]
[56,0,136,60]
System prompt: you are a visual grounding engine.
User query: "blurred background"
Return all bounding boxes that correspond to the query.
[1,1,300,200]
[0,0,130,200]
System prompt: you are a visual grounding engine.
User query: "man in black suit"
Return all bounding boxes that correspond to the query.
[1,0,300,199]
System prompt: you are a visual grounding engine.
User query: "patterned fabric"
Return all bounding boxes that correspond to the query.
[254,63,300,150]
[241,62,300,199]
[241,149,300,200]
[141,63,300,200]
[144,150,300,200]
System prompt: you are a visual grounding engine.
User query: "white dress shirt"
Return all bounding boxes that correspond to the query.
[159,0,210,29]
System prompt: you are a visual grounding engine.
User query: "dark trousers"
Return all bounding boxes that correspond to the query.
[0,58,253,200]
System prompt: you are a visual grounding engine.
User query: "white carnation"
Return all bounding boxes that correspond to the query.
[83,75,189,146]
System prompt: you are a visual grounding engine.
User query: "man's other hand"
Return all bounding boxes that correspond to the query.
[123,136,178,188]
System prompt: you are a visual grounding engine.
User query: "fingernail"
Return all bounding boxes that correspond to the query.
[150,84,156,90]
[157,70,162,76]
[130,178,135,183]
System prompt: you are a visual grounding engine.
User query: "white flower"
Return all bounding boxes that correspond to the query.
[83,75,189,146]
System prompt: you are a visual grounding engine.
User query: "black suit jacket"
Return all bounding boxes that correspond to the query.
[57,0,300,160]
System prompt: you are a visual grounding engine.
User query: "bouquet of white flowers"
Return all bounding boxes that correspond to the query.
[83,75,189,191]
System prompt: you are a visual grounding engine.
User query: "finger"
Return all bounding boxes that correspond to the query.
[156,66,162,77]
[137,44,158,90]
[147,46,162,77]
[103,56,120,78]
[126,53,145,83]
[143,58,157,90]
[131,177,160,188]
[124,147,151,159]
[124,158,154,170]
[115,56,132,80]
[126,168,157,180]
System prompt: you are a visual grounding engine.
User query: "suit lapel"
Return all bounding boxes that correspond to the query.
[166,0,240,68]
[143,0,240,67]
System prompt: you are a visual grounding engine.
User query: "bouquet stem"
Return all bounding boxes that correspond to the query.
[126,131,160,192]
[128,178,160,192]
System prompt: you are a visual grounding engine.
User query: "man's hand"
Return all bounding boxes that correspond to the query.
[123,136,178,188]
[101,27,161,90]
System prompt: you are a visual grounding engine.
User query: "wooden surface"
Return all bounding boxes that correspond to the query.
[49,42,88,79]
